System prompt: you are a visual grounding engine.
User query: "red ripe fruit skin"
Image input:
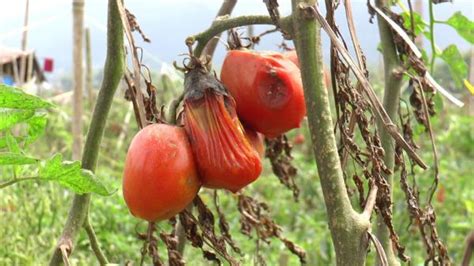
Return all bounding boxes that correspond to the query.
[184,90,262,193]
[284,50,300,68]
[244,127,265,158]
[123,124,201,222]
[221,50,306,138]
[283,50,331,88]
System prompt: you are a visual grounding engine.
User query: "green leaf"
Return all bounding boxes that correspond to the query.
[5,132,21,153]
[0,153,38,165]
[401,11,426,36]
[0,136,24,149]
[0,84,53,109]
[0,109,35,131]
[445,12,474,44]
[25,114,47,145]
[39,154,111,196]
[439,44,468,88]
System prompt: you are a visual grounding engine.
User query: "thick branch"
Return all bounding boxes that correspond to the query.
[375,0,404,265]
[291,1,369,265]
[49,0,124,264]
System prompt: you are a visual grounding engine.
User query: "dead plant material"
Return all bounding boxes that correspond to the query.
[265,135,300,201]
[237,193,307,264]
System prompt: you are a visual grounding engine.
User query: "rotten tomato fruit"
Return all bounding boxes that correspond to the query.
[221,50,306,138]
[123,123,201,222]
[183,64,262,193]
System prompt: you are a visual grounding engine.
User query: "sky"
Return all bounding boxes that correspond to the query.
[0,0,472,81]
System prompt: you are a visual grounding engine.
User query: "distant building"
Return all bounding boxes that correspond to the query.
[0,46,46,85]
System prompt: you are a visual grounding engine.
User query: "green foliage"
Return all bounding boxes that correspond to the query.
[26,114,48,145]
[0,109,35,131]
[39,154,111,196]
[445,11,474,44]
[0,153,38,165]
[439,44,469,88]
[401,11,425,36]
[0,84,53,109]
[0,84,111,196]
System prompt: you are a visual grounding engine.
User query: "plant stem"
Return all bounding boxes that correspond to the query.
[84,215,109,265]
[375,0,404,265]
[48,0,124,264]
[291,1,369,265]
[189,15,279,57]
[428,0,436,73]
[0,176,39,189]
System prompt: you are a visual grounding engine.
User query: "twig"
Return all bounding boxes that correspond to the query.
[201,0,238,58]
[340,0,367,169]
[428,0,436,73]
[116,0,147,127]
[462,231,474,266]
[362,185,378,218]
[0,176,39,189]
[407,0,416,42]
[343,0,365,70]
[414,79,439,203]
[310,4,428,169]
[124,71,145,128]
[84,215,109,265]
[59,245,71,266]
[48,0,124,264]
[367,232,389,266]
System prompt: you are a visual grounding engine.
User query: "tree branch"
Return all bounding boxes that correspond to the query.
[49,0,124,264]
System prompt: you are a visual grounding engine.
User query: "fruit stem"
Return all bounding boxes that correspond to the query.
[48,0,124,265]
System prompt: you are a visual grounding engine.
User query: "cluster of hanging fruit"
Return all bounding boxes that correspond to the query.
[122,48,306,222]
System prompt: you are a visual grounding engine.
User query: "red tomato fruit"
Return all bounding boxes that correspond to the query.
[221,50,306,138]
[123,124,201,222]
